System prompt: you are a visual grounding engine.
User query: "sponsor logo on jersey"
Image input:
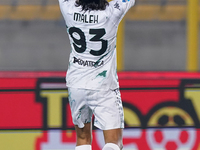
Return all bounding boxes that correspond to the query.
[73,57,104,67]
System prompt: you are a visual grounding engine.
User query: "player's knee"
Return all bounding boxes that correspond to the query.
[76,132,92,144]
[102,143,121,150]
[77,132,89,139]
[77,134,92,143]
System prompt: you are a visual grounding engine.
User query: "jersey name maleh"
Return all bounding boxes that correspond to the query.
[59,0,135,90]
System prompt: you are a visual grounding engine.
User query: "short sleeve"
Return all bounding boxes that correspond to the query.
[108,0,135,25]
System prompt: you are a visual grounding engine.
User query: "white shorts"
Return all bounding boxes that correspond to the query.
[68,87,124,130]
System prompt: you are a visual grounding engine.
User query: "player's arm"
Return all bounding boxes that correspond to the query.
[121,0,135,13]
[115,0,135,23]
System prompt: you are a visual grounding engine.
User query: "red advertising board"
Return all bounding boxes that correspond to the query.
[0,71,200,150]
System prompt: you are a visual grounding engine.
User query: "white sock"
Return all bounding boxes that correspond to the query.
[75,145,92,150]
[102,143,120,150]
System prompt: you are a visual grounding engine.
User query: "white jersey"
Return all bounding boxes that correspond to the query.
[59,0,135,90]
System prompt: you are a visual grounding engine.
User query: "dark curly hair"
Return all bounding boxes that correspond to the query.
[75,0,109,11]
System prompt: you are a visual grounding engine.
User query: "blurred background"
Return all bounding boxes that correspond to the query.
[0,0,199,71]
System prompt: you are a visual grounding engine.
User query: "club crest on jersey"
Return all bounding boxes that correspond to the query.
[122,0,130,2]
[73,57,104,67]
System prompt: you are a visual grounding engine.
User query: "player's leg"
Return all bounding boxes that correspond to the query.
[91,89,124,150]
[102,128,123,150]
[75,122,92,150]
[75,122,92,145]
[68,88,93,150]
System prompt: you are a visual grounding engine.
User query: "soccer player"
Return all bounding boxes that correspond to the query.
[58,0,135,149]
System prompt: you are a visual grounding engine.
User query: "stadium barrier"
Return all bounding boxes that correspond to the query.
[1,71,200,150]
